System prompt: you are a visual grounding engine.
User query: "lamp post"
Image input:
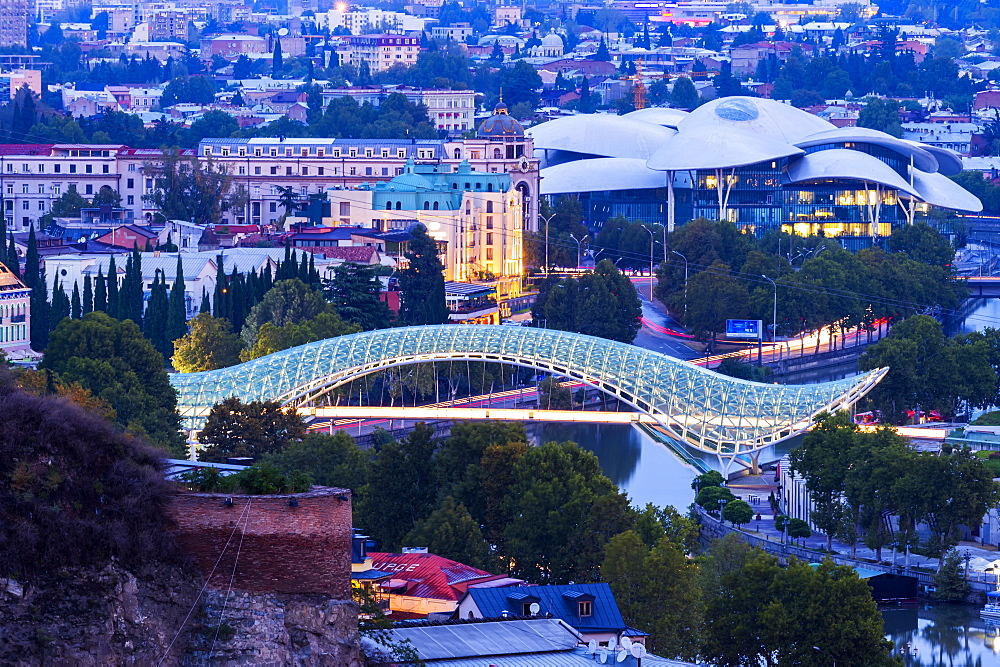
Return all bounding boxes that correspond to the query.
[642,225,654,299]
[762,274,777,360]
[813,646,835,666]
[569,233,588,270]
[539,212,556,275]
[718,498,727,523]
[670,249,688,321]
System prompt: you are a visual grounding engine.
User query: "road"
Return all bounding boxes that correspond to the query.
[630,276,700,360]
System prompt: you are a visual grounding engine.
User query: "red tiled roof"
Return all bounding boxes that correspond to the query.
[0,144,53,155]
[302,246,378,263]
[368,552,496,602]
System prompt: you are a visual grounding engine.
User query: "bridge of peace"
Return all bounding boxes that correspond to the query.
[169,325,887,471]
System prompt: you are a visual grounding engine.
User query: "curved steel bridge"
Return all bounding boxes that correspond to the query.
[170,325,886,461]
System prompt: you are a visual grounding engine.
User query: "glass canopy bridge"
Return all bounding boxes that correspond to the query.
[169,325,887,469]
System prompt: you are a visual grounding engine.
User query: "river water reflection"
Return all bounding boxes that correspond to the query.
[883,603,1000,666]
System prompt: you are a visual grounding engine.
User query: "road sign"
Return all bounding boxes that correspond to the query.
[726,319,762,340]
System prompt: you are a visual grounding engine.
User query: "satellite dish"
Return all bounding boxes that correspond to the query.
[586,639,598,654]
[621,637,632,650]
[599,650,608,663]
[608,637,617,650]
[631,644,647,659]
[616,649,628,662]
[277,27,289,36]
[529,602,540,615]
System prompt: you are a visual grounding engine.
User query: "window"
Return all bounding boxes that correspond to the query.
[70,165,76,174]
[302,167,309,175]
[55,164,62,173]
[271,166,278,175]
[423,202,429,210]
[486,233,493,245]
[238,166,246,175]
[432,201,439,210]
[85,185,93,195]
[340,202,351,216]
[21,164,27,172]
[127,195,134,205]
[127,178,134,188]
[318,167,325,176]
[269,202,277,213]
[52,185,60,195]
[317,149,324,157]
[37,185,43,194]
[494,148,502,159]
[4,185,10,195]
[128,163,135,172]
[578,601,592,617]
[522,603,533,615]
[350,167,356,175]
[102,165,109,174]
[85,165,93,174]
[21,201,28,210]
[365,167,372,176]
[486,216,493,229]
[395,201,402,210]
[486,248,493,260]
[21,184,27,194]
[301,148,308,157]
[38,164,44,173]
[286,167,293,176]
[486,201,493,213]
[38,201,45,211]
[255,167,261,175]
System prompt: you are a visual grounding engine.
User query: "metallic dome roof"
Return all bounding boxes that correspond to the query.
[540,157,673,195]
[679,97,836,144]
[476,102,525,140]
[526,114,676,159]
[783,149,919,197]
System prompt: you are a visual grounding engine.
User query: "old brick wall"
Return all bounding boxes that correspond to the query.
[167,487,353,599]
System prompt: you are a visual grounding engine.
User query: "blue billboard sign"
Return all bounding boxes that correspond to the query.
[726,319,762,340]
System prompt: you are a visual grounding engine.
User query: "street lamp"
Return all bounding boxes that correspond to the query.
[670,249,688,321]
[642,225,654,299]
[762,274,777,351]
[718,498,727,523]
[569,233,588,270]
[539,212,556,275]
[813,646,835,666]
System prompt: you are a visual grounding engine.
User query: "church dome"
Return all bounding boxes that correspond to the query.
[541,33,563,47]
[476,101,525,140]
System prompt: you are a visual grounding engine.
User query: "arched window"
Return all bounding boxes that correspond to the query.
[493,148,502,159]
[486,201,493,213]
[433,201,439,210]
[424,202,430,210]
[454,149,461,159]
[386,202,392,210]
[487,183,494,192]
[396,201,402,210]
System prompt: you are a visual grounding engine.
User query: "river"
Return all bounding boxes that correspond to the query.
[883,603,1000,666]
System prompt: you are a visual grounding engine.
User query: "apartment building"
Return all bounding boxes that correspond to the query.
[0,0,29,48]
[336,34,420,72]
[320,86,478,134]
[0,114,540,236]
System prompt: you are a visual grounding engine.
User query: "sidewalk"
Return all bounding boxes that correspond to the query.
[718,479,1000,584]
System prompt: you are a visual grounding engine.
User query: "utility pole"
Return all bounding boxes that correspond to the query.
[762,274,777,362]
[540,213,556,275]
[642,225,654,299]
[670,249,688,321]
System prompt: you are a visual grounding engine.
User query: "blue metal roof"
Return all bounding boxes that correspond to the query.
[465,583,626,633]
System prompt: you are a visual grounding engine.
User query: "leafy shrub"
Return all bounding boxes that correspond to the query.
[0,369,183,579]
[178,462,312,495]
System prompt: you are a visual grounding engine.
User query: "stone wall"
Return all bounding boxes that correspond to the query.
[167,487,353,598]
[184,590,362,666]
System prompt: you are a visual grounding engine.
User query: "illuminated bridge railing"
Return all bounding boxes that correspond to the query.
[169,325,887,457]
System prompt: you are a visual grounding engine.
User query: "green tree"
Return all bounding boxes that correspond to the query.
[887,222,954,267]
[684,260,749,351]
[49,278,70,331]
[403,496,493,570]
[39,312,184,454]
[272,38,283,76]
[264,431,369,491]
[499,60,542,109]
[398,224,449,325]
[142,150,235,226]
[504,441,632,583]
[696,484,735,512]
[198,396,306,462]
[166,254,187,345]
[241,278,329,347]
[857,97,902,138]
[357,423,439,551]
[325,263,391,330]
[932,550,971,601]
[671,76,699,109]
[242,310,359,361]
[145,269,169,358]
[722,499,754,527]
[538,376,572,409]
[171,312,243,372]
[601,531,702,659]
[40,185,89,225]
[90,185,121,208]
[702,553,895,667]
[536,259,642,343]
[186,109,239,143]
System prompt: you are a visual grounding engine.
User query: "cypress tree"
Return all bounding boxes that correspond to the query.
[308,253,318,286]
[213,253,228,320]
[167,254,187,344]
[82,274,93,314]
[71,281,81,318]
[6,235,18,279]
[129,248,143,327]
[94,267,107,311]
[147,269,170,359]
[29,269,48,350]
[200,287,211,313]
[23,223,38,288]
[261,264,273,294]
[398,224,449,325]
[272,38,283,77]
[48,277,69,331]
[298,250,310,283]
[106,255,119,318]
[229,269,246,334]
